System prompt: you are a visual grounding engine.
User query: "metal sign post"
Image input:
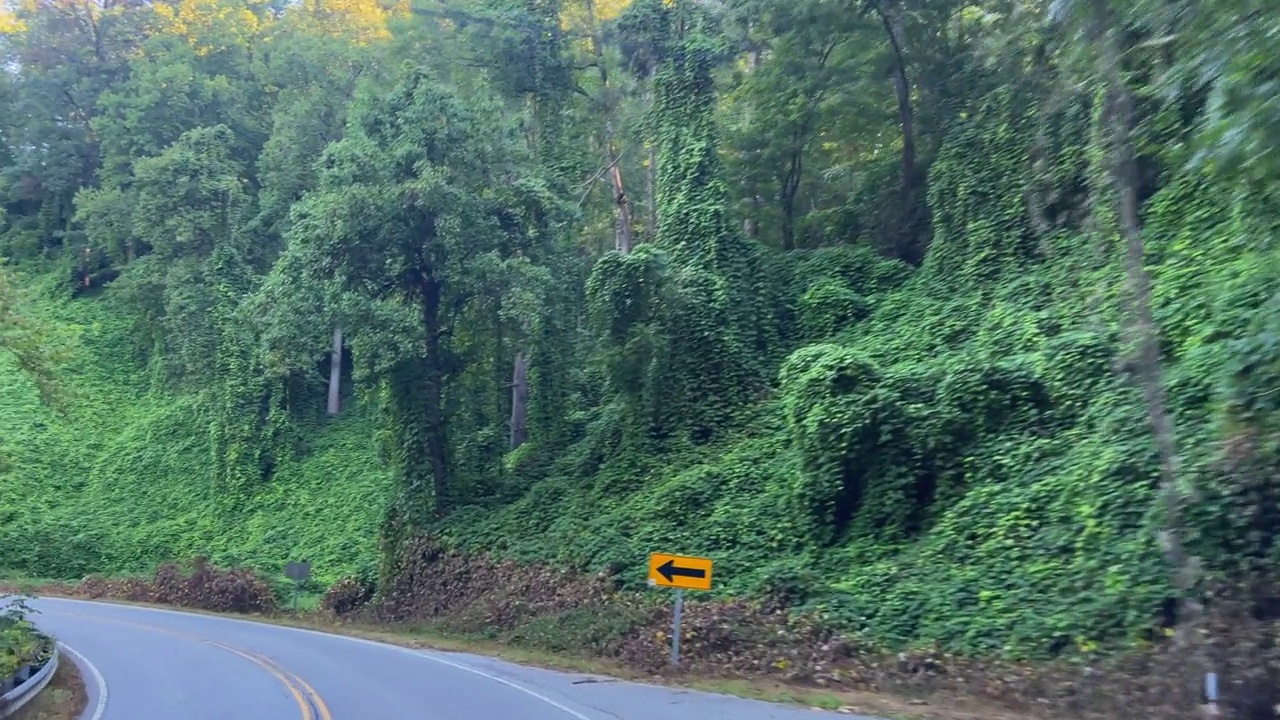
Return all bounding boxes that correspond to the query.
[284,561,311,614]
[670,589,684,669]
[646,552,713,672]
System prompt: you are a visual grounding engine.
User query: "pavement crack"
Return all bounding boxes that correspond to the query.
[574,700,626,720]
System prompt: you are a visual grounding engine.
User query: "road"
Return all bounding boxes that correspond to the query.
[29,597,877,720]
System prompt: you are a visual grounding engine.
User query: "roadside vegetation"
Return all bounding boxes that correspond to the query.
[0,593,75,720]
[0,595,39,683]
[7,660,88,720]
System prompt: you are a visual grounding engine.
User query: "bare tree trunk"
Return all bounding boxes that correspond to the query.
[509,351,530,449]
[738,46,761,243]
[584,0,633,254]
[608,120,633,253]
[865,0,920,262]
[646,142,658,240]
[869,1,915,190]
[1094,0,1191,613]
[780,147,802,251]
[1091,2,1206,709]
[420,274,449,515]
[326,326,343,416]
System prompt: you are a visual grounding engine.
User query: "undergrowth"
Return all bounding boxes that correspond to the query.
[4,138,1277,660]
[432,89,1280,661]
[0,282,392,585]
[1,37,1278,670]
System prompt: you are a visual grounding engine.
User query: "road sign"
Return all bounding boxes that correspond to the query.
[647,552,713,592]
[285,561,311,614]
[285,561,311,582]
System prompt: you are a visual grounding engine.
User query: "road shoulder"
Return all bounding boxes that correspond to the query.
[27,592,1030,720]
[9,654,87,720]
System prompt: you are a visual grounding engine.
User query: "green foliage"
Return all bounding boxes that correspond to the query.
[1,0,1278,668]
[586,5,779,446]
[0,594,40,680]
[435,44,1280,661]
[585,244,670,399]
[0,278,391,583]
[796,280,869,342]
[0,264,73,405]
[778,344,887,538]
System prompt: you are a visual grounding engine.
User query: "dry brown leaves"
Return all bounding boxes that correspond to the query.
[353,536,1280,720]
[16,541,1277,720]
[75,557,275,614]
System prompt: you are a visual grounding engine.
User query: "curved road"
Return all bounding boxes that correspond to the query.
[30,597,875,720]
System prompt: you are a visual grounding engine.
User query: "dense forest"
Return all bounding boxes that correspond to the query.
[0,0,1278,662]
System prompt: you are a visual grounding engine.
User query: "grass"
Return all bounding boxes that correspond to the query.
[0,575,60,593]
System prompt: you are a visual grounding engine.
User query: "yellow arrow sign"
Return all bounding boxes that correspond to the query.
[648,552,713,591]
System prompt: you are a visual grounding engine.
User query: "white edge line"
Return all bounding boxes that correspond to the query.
[44,598,594,720]
[57,641,108,720]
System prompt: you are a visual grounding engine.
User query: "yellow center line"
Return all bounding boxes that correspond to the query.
[45,609,329,720]
[222,642,333,720]
[283,667,335,720]
[207,641,315,720]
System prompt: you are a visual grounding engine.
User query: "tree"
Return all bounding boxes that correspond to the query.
[722,0,857,250]
[282,62,558,516]
[76,124,250,381]
[0,0,147,260]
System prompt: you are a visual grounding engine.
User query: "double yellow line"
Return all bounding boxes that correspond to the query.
[48,610,332,720]
[206,640,332,720]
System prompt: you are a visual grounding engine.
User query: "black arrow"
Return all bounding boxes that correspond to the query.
[658,559,706,583]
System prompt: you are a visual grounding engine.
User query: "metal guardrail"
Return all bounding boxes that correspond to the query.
[0,642,59,718]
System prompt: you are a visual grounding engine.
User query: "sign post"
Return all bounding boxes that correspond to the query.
[647,552,713,670]
[671,589,683,668]
[285,560,311,614]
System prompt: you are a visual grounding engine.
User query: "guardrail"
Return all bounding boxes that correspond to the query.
[0,642,59,718]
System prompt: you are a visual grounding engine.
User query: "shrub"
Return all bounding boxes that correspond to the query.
[75,558,276,613]
[321,576,374,616]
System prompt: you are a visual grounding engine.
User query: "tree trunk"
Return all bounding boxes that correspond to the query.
[608,123,633,254]
[646,142,658,241]
[584,0,633,254]
[1091,3,1205,708]
[875,2,916,190]
[1094,0,1191,618]
[326,326,343,416]
[420,274,449,515]
[745,193,763,239]
[780,147,802,251]
[866,0,921,262]
[509,351,530,449]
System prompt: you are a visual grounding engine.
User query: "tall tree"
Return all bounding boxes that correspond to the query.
[282,63,557,516]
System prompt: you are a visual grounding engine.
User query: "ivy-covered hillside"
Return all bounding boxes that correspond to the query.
[1,0,1278,660]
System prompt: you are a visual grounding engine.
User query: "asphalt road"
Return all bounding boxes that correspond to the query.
[29,597,878,720]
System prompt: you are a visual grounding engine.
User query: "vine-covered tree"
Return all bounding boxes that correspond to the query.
[280,62,560,520]
[0,0,1278,714]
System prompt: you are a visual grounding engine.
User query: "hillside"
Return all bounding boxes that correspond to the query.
[0,272,393,582]
[1,0,1278,673]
